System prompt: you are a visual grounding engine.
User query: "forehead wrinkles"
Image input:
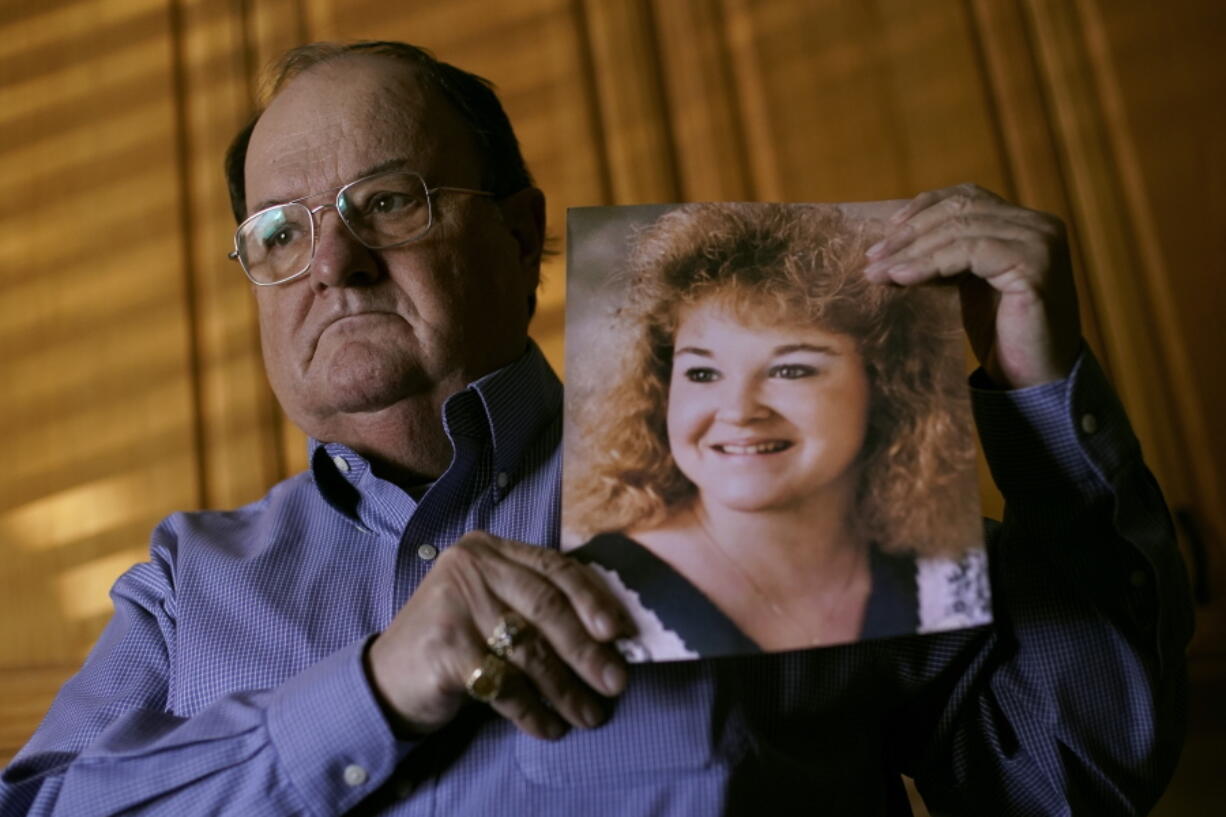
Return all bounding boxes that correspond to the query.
[245,60,450,204]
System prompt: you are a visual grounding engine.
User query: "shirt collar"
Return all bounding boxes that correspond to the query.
[308,340,561,518]
[459,339,562,482]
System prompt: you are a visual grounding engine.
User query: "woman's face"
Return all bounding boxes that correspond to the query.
[666,299,871,514]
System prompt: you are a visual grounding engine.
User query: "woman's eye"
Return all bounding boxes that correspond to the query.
[769,364,817,379]
[683,367,720,383]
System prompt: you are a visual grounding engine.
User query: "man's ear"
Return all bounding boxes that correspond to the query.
[498,187,546,283]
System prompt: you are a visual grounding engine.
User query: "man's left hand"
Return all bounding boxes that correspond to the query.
[863,183,1081,389]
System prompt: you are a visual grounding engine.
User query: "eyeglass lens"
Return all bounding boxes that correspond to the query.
[235,172,433,284]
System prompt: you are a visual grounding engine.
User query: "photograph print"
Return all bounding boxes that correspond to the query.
[563,201,992,662]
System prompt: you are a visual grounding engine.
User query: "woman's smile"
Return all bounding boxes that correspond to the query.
[710,439,793,455]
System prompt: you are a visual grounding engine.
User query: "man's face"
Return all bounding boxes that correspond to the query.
[243,56,540,441]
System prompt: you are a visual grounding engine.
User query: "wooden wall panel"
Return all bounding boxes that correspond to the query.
[723,0,1006,202]
[652,0,754,201]
[581,0,680,203]
[178,0,285,510]
[1075,0,1226,650]
[0,0,201,759]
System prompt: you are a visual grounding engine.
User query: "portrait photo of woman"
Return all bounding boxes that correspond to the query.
[563,202,991,661]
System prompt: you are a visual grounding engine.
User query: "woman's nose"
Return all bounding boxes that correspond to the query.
[713,377,771,424]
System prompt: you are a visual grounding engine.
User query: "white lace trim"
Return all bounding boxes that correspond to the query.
[586,564,699,663]
[589,548,992,660]
[915,546,993,633]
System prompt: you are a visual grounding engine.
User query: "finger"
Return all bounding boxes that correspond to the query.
[866,211,1051,283]
[870,188,1013,270]
[497,538,636,642]
[476,552,629,698]
[872,190,1039,261]
[445,534,628,698]
[871,213,1040,270]
[886,188,943,225]
[872,236,1042,291]
[454,634,574,740]
[496,624,613,732]
[486,662,572,740]
[884,182,999,226]
[893,183,1006,224]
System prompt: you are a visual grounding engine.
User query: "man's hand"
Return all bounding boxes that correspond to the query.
[366,532,633,740]
[863,183,1082,389]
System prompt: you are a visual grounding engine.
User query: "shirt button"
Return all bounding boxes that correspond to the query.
[1080,413,1099,435]
[343,764,368,787]
[496,472,510,489]
[417,543,439,561]
[1130,569,1148,588]
[332,455,351,474]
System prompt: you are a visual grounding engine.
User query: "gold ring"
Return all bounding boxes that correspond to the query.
[464,653,508,703]
[486,611,531,658]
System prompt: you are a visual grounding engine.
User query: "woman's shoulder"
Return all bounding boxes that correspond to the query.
[571,531,761,660]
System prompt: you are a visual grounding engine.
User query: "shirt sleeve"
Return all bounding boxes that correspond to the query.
[906,347,1194,815]
[0,523,411,817]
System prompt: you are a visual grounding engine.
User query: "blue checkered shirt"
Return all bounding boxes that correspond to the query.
[1,343,1192,816]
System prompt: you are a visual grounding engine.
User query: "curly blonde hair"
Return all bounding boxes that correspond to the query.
[565,203,980,558]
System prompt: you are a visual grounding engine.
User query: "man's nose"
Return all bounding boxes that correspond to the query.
[309,206,381,290]
[713,377,771,424]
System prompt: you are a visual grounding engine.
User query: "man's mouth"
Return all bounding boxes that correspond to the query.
[711,440,792,455]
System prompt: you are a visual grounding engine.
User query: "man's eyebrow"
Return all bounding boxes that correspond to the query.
[248,157,415,214]
[355,157,414,178]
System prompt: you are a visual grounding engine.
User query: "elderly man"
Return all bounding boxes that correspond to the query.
[1,41,1190,815]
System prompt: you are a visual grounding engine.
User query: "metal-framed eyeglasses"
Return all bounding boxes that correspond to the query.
[228,170,494,286]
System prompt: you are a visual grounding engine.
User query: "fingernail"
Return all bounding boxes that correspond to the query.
[602,661,627,695]
[581,700,606,729]
[864,261,884,278]
[866,240,886,257]
[546,719,567,740]
[593,612,616,640]
[890,206,910,224]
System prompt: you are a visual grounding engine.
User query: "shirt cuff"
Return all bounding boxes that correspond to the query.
[970,347,1140,502]
[971,346,1192,672]
[266,638,412,815]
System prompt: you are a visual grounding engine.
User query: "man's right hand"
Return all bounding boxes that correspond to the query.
[365,531,634,740]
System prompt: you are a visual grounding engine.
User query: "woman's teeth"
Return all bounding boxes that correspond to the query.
[715,441,790,455]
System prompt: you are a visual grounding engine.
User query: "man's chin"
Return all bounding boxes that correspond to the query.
[312,356,432,413]
[325,375,433,414]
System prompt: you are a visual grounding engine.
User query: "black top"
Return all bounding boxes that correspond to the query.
[571,532,919,657]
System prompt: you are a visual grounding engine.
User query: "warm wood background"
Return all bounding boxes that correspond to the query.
[2,0,1222,810]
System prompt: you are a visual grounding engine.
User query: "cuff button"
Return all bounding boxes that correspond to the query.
[343,764,368,787]
[1080,413,1099,435]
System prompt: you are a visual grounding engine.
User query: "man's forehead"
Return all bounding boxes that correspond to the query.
[244,57,467,208]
